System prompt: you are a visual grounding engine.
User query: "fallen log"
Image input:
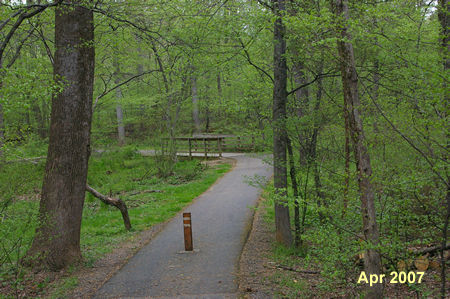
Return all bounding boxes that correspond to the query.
[86,184,131,231]
[412,243,450,255]
[5,156,46,164]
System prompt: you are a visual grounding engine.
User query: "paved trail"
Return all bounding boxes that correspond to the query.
[94,154,272,298]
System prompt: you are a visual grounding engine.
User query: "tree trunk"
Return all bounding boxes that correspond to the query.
[313,58,325,206]
[343,101,350,216]
[272,0,292,247]
[115,88,125,146]
[0,97,4,159]
[191,76,201,133]
[25,1,95,271]
[0,64,4,159]
[334,0,383,298]
[113,61,125,146]
[217,72,222,118]
[287,136,300,247]
[438,1,449,298]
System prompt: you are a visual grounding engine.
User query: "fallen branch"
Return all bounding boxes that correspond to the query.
[86,184,131,231]
[127,189,163,196]
[5,156,45,164]
[264,263,320,274]
[412,243,450,255]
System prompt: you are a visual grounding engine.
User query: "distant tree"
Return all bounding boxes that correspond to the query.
[25,0,95,270]
[0,1,61,157]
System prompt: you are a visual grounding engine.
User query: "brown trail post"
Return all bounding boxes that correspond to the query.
[183,212,193,251]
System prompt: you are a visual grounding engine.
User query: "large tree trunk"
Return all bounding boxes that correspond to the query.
[438,1,449,298]
[334,0,383,298]
[26,1,95,271]
[272,0,292,247]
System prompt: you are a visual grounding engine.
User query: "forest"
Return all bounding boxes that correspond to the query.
[0,0,448,298]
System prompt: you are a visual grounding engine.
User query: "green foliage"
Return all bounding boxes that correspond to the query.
[0,145,231,296]
[0,0,447,297]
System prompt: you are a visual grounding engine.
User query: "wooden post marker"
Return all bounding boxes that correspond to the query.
[218,138,222,158]
[188,138,192,160]
[183,212,193,251]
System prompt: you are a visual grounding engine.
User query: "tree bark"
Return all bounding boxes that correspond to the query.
[272,0,292,247]
[438,1,449,298]
[86,185,131,231]
[25,1,95,271]
[0,63,4,159]
[334,0,383,298]
[343,99,350,216]
[0,94,4,159]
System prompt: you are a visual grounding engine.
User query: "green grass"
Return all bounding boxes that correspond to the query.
[81,148,231,262]
[0,144,231,297]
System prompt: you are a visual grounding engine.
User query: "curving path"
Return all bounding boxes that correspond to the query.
[94,154,272,298]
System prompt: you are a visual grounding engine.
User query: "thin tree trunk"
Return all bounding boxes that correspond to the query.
[113,59,125,146]
[191,75,201,133]
[204,74,210,133]
[217,72,222,118]
[287,136,300,247]
[293,61,309,167]
[113,62,125,146]
[273,0,292,247]
[0,94,4,158]
[343,103,350,216]
[334,0,383,297]
[441,187,450,299]
[25,1,95,270]
[115,87,125,146]
[0,62,4,159]
[313,59,325,205]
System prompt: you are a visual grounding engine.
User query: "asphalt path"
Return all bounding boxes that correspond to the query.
[94,154,272,298]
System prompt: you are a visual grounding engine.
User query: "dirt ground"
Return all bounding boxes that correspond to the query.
[238,199,449,299]
[238,199,279,298]
[237,201,328,299]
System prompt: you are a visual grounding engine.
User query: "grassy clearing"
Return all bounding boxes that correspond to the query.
[0,143,231,297]
[82,146,231,263]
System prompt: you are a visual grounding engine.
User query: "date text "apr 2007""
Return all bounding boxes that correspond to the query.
[358,271,425,286]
